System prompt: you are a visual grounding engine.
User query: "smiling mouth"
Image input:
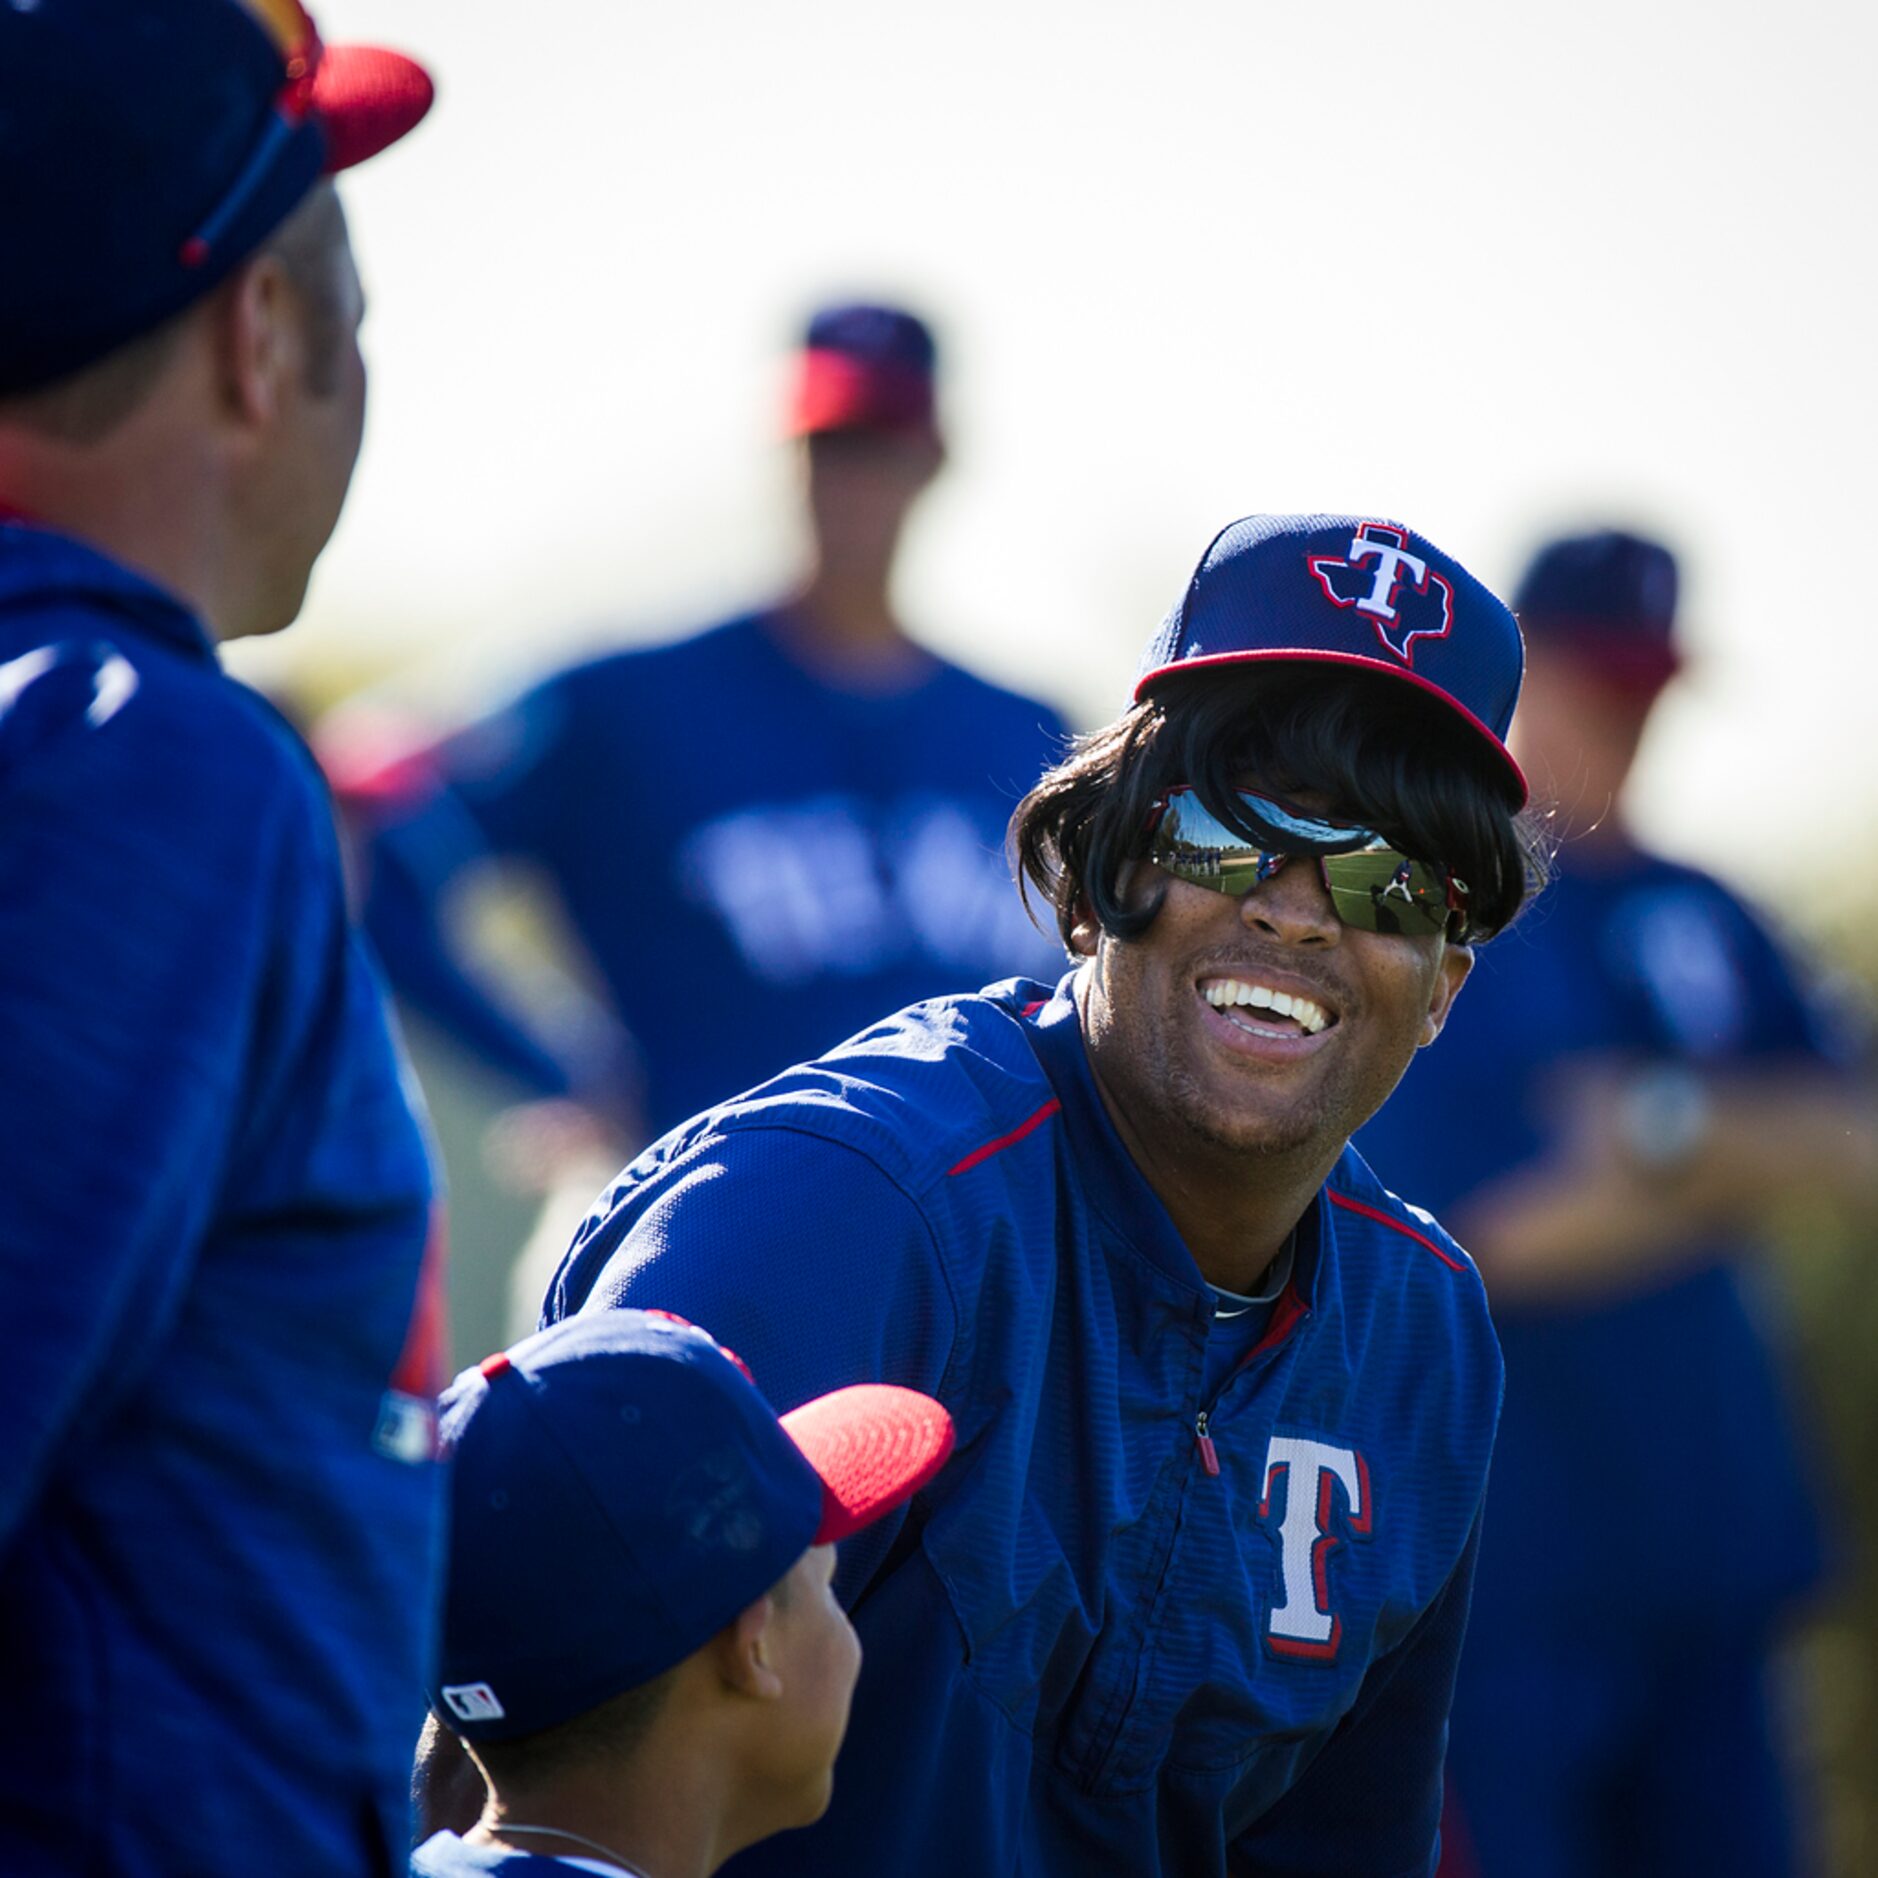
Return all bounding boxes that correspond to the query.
[1198,974,1337,1039]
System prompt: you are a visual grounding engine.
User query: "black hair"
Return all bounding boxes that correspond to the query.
[1013,665,1551,949]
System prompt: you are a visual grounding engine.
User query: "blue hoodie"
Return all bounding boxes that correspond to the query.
[0,521,442,1875]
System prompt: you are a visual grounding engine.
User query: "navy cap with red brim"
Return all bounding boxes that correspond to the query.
[430,1313,956,1744]
[1134,514,1530,807]
[0,0,434,398]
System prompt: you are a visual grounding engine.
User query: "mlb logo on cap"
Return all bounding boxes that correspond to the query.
[439,1683,506,1725]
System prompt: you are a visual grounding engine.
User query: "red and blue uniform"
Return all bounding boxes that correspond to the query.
[0,519,443,1876]
[1357,849,1837,1878]
[347,611,1069,1140]
[549,973,1502,1876]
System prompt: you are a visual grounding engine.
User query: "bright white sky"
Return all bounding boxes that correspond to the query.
[232,0,1876,890]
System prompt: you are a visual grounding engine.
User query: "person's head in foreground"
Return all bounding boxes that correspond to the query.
[1506,525,1682,845]
[417,1312,956,1878]
[0,0,433,642]
[1016,513,1550,1184]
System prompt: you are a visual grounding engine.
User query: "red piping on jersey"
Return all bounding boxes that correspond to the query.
[1327,1189,1467,1271]
[1236,1280,1309,1371]
[947,1098,1062,1177]
[1020,999,1048,1018]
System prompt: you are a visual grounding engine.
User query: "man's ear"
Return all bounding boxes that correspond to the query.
[210,251,295,431]
[1419,942,1474,1047]
[710,1594,783,1702]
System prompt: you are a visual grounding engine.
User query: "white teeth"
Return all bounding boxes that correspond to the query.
[1200,979,1330,1035]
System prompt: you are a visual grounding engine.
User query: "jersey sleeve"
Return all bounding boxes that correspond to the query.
[1228,1508,1485,1878]
[344,673,609,1102]
[0,656,261,1544]
[547,1126,960,1597]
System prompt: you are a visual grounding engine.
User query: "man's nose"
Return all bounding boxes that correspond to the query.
[1238,855,1340,946]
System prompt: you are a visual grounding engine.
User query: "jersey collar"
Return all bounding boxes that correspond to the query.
[0,517,219,665]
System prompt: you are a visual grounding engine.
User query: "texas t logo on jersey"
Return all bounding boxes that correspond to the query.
[1257,1434,1373,1661]
[1307,522,1454,665]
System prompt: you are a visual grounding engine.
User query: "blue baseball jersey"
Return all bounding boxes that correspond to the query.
[1358,849,1845,1878]
[549,973,1502,1877]
[0,521,444,1876]
[348,610,1069,1139]
[1357,850,1833,1635]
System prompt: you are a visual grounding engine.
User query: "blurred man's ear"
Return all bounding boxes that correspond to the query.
[211,251,296,432]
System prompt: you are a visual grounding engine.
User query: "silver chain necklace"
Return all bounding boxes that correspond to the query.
[486,1822,653,1877]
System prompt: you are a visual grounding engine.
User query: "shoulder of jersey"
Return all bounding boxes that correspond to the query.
[692,979,1063,1197]
[553,611,772,692]
[930,652,1072,730]
[1326,1142,1485,1291]
[0,621,315,821]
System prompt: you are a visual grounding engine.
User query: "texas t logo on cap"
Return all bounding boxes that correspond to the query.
[1306,523,1455,666]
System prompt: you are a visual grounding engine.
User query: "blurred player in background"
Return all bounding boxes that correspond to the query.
[412,1312,952,1877]
[1358,529,1878,1878]
[415,516,1553,1874]
[338,302,1070,1179]
[0,2,441,1871]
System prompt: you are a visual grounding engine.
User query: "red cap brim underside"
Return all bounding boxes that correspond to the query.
[781,1384,956,1545]
[788,351,937,438]
[314,45,435,173]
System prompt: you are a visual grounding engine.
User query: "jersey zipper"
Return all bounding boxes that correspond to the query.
[1194,1410,1221,1476]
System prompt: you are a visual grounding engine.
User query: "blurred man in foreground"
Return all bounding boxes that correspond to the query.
[0,3,441,1870]
[413,1312,953,1876]
[340,302,1069,1170]
[1359,529,1877,1878]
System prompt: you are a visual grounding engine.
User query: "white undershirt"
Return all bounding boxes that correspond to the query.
[1209,1230,1296,1321]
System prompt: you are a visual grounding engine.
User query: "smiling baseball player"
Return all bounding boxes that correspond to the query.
[437,514,1552,1876]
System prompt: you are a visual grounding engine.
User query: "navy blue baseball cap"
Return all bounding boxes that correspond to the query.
[0,0,434,397]
[430,1311,955,1744]
[788,301,939,437]
[1135,514,1529,806]
[1512,528,1682,692]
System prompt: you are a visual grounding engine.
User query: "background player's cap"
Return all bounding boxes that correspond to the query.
[787,301,940,437]
[0,0,434,398]
[1134,513,1529,806]
[430,1310,955,1745]
[1512,527,1682,693]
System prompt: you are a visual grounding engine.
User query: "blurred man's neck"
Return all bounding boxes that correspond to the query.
[0,405,250,642]
[775,567,933,692]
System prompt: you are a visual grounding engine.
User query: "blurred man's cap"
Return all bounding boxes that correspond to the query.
[0,0,434,397]
[1512,528,1682,692]
[430,1310,955,1745]
[787,301,940,437]
[1135,513,1529,806]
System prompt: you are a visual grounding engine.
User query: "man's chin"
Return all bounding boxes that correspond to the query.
[1178,1086,1337,1162]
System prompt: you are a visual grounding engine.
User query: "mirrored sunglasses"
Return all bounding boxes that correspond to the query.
[1147,787,1467,937]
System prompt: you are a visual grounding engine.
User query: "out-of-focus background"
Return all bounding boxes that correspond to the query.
[235,1,1875,1867]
